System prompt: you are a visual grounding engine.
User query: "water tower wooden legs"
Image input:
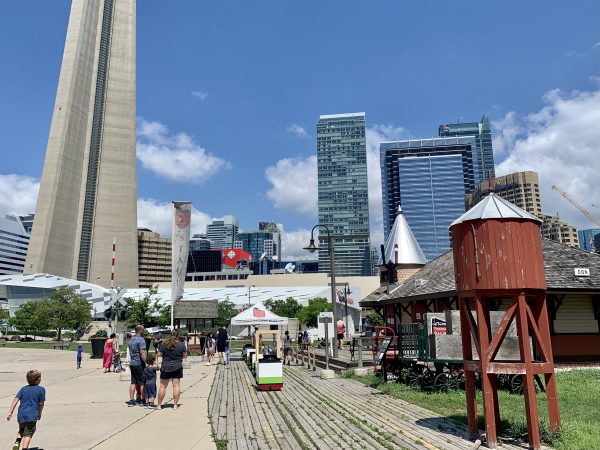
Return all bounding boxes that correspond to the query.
[459,291,560,450]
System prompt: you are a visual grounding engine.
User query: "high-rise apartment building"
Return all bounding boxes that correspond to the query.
[25,0,138,288]
[381,137,480,260]
[317,113,371,276]
[540,215,579,248]
[137,229,171,288]
[438,114,495,181]
[0,215,30,276]
[466,171,542,215]
[206,216,239,249]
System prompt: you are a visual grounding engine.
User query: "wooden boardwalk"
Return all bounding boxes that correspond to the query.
[208,362,531,450]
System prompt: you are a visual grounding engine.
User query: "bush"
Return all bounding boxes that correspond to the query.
[90,329,108,339]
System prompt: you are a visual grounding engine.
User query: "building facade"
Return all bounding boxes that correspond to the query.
[438,114,495,181]
[206,215,239,249]
[25,0,138,288]
[466,171,542,215]
[137,229,171,288]
[579,228,600,252]
[0,215,30,276]
[380,137,480,260]
[540,215,580,248]
[190,234,211,251]
[317,113,371,276]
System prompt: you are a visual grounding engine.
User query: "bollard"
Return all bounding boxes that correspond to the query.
[311,349,316,371]
[357,337,363,369]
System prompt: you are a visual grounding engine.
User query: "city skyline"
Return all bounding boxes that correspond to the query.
[0,1,599,260]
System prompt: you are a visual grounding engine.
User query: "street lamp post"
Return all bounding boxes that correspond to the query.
[304,224,338,358]
[342,283,351,340]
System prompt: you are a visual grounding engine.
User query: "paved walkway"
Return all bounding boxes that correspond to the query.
[0,347,216,450]
[209,361,532,450]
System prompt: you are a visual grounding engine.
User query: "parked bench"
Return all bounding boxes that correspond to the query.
[53,340,72,350]
[0,338,7,347]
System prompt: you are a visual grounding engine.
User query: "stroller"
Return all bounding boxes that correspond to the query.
[113,351,124,373]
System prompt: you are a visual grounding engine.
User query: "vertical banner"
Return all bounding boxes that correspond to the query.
[171,201,192,326]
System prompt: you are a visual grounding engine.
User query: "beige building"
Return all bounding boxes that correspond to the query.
[466,170,543,216]
[540,215,580,248]
[25,0,138,288]
[467,171,579,248]
[138,229,172,288]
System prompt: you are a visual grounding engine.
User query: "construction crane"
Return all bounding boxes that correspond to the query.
[552,185,600,227]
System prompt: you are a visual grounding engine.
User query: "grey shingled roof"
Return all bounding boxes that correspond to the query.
[361,238,600,306]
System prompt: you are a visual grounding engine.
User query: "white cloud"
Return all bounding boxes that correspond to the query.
[280,228,314,261]
[593,42,600,49]
[137,118,230,183]
[286,123,307,137]
[0,174,39,216]
[265,156,317,216]
[191,90,208,100]
[137,198,212,237]
[496,86,600,229]
[366,124,411,247]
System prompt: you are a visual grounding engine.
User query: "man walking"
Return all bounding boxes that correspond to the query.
[127,325,147,406]
[336,318,346,350]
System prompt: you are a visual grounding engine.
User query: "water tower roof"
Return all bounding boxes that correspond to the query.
[450,193,542,228]
[381,206,427,265]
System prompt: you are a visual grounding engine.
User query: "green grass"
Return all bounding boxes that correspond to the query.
[6,341,92,353]
[344,369,600,450]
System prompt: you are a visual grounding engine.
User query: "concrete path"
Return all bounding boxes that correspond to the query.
[0,347,216,450]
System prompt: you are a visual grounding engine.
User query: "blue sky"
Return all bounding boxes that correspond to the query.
[0,1,599,258]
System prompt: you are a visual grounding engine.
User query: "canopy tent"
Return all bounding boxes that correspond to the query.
[230,302,289,326]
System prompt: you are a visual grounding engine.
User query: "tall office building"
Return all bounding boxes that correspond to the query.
[25,0,138,288]
[381,137,480,260]
[466,171,542,216]
[137,229,171,288]
[0,215,30,276]
[190,234,212,251]
[317,113,371,276]
[579,229,600,252]
[206,216,239,249]
[439,115,495,181]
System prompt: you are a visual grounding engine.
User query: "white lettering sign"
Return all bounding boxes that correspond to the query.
[574,268,590,277]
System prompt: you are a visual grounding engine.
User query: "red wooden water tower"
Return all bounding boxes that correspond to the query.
[450,193,560,450]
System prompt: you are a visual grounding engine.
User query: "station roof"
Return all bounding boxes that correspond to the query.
[362,239,600,306]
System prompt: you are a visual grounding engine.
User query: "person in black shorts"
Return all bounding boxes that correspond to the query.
[216,326,228,365]
[127,325,147,406]
[156,329,187,410]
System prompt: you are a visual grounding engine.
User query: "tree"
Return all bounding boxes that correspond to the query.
[366,310,384,327]
[264,297,303,318]
[216,297,238,328]
[9,301,50,338]
[155,303,171,328]
[45,287,92,340]
[297,297,331,328]
[124,285,163,328]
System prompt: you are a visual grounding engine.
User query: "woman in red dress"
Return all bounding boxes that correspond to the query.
[103,333,116,373]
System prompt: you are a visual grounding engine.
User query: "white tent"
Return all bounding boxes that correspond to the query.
[230,302,289,326]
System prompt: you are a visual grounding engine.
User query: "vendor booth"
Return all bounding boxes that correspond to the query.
[231,302,288,391]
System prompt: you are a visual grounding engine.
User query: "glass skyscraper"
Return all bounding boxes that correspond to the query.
[438,114,495,181]
[317,113,371,276]
[381,137,481,260]
[206,215,239,249]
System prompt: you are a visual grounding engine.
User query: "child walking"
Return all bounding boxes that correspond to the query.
[6,369,46,450]
[143,356,158,408]
[76,343,83,369]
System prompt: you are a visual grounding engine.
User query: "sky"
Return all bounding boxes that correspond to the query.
[0,1,599,260]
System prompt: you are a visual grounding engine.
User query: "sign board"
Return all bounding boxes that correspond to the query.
[317,312,334,340]
[374,336,393,365]
[431,317,447,335]
[574,268,590,277]
[319,312,333,321]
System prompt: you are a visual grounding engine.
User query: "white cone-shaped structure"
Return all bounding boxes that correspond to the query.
[450,192,542,227]
[382,206,427,265]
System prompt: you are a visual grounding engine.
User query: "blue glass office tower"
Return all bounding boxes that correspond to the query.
[438,115,495,181]
[578,229,600,252]
[381,137,481,260]
[317,113,371,276]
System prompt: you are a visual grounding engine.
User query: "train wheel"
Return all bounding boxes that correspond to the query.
[433,372,460,392]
